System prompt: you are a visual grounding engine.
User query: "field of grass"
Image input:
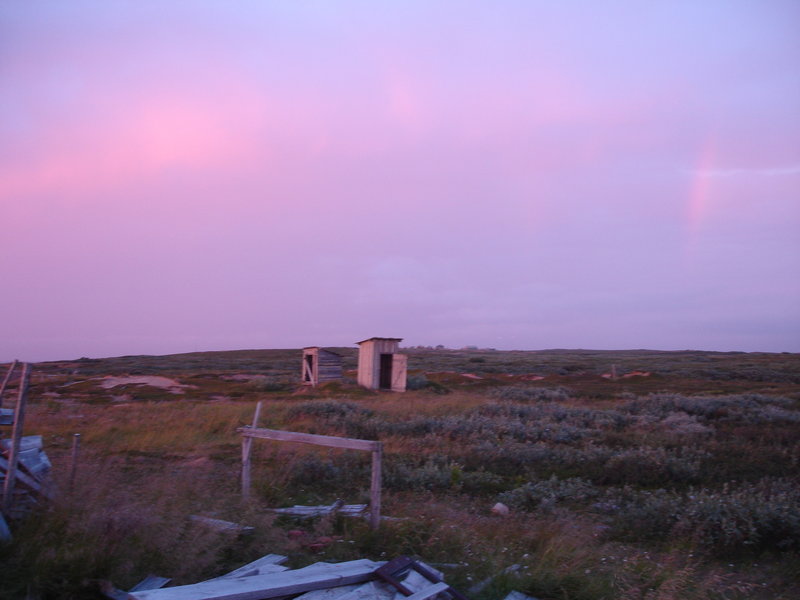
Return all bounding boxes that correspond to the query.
[1,348,799,599]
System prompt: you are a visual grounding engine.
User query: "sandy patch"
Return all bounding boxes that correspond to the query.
[602,371,651,379]
[518,374,546,381]
[99,375,193,394]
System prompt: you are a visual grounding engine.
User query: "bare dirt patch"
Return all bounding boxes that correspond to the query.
[99,376,194,394]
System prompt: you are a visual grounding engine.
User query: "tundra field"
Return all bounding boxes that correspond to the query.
[1,348,799,600]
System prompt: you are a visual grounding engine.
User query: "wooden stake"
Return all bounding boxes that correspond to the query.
[2,363,29,513]
[69,433,81,489]
[369,443,382,531]
[241,402,262,500]
[0,359,18,408]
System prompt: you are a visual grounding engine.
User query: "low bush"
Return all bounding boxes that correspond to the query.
[490,386,572,402]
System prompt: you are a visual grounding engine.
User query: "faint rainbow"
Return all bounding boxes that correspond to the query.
[686,137,716,238]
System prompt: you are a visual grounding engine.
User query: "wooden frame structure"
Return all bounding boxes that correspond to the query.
[238,403,383,530]
[356,337,407,392]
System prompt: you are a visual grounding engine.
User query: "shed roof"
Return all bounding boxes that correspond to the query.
[355,337,403,345]
[302,346,342,356]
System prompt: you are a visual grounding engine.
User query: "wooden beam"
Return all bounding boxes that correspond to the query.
[2,363,29,513]
[0,359,18,408]
[238,427,380,453]
[127,559,382,600]
[369,445,382,530]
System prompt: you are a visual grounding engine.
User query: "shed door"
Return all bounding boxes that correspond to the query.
[391,353,408,392]
[303,354,314,384]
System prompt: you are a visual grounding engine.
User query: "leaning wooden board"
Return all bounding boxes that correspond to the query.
[127,559,383,600]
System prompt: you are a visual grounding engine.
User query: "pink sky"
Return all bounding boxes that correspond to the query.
[2,1,799,362]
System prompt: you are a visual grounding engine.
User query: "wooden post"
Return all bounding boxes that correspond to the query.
[241,436,252,500]
[241,402,262,500]
[2,363,29,513]
[0,359,18,408]
[611,364,617,380]
[69,433,81,489]
[369,443,382,530]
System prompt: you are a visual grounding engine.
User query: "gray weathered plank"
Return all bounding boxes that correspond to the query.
[0,435,43,453]
[293,584,360,600]
[130,576,172,592]
[238,428,380,452]
[0,456,53,499]
[271,504,367,518]
[212,554,289,580]
[327,581,395,600]
[190,515,254,534]
[0,512,11,541]
[503,592,540,600]
[404,582,449,600]
[128,559,383,600]
[0,409,13,426]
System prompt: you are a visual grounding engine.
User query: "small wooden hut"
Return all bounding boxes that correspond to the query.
[301,347,343,386]
[356,338,407,392]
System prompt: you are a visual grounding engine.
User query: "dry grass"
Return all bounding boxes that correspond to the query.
[2,349,798,599]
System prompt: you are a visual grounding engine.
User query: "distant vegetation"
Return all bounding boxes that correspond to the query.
[1,348,798,599]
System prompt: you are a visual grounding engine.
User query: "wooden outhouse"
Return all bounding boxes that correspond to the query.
[356,337,407,392]
[301,347,343,386]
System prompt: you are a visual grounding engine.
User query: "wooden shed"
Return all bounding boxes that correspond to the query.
[301,347,343,386]
[356,338,407,392]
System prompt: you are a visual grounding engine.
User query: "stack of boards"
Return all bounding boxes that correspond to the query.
[116,553,538,600]
[0,434,53,537]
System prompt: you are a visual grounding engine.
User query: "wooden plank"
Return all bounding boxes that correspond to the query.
[238,428,380,452]
[0,512,11,541]
[271,504,366,518]
[130,576,172,592]
[190,515,254,534]
[0,408,14,425]
[293,584,360,600]
[15,447,50,478]
[0,456,52,498]
[211,554,288,580]
[320,581,394,600]
[404,582,449,600]
[0,435,43,453]
[503,592,539,600]
[2,364,29,513]
[127,559,382,600]
[0,360,18,407]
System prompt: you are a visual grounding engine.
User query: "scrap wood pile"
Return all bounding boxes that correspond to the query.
[0,435,53,519]
[1,361,54,538]
[111,553,537,600]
